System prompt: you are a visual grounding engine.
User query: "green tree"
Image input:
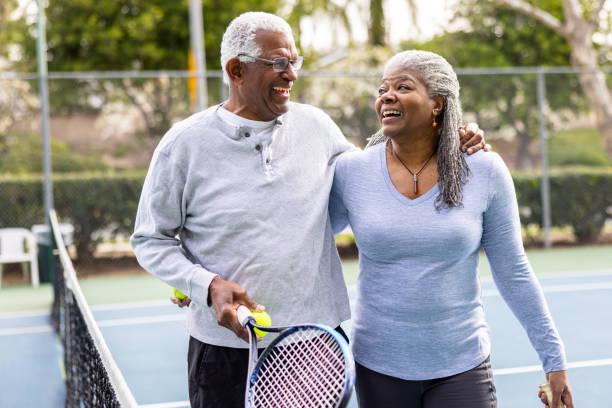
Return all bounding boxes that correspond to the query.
[1,1,31,160]
[405,0,583,169]
[286,0,352,51]
[492,0,612,160]
[0,0,13,54]
[11,0,281,145]
[369,0,418,46]
[369,0,386,46]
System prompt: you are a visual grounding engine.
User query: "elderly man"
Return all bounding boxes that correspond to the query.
[131,11,485,408]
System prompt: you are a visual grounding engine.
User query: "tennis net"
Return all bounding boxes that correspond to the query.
[49,209,138,407]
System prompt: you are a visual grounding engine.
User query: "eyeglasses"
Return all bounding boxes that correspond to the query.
[237,53,304,72]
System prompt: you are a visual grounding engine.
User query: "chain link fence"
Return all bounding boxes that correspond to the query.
[1,67,611,278]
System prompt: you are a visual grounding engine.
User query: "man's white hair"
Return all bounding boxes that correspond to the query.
[220,12,294,85]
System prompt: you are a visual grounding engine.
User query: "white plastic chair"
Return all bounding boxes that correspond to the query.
[0,228,39,288]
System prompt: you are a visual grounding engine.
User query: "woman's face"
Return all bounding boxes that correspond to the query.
[375,63,439,140]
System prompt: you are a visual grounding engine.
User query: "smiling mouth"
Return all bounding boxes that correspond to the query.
[381,110,402,119]
[273,87,291,97]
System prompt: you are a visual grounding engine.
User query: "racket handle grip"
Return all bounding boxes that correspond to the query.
[237,305,254,327]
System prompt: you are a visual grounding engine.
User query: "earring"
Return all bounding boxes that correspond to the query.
[432,119,437,127]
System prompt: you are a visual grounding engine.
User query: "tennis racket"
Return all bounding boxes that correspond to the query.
[237,305,355,408]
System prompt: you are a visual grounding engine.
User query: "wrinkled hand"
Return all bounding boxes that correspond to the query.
[459,122,490,154]
[208,276,263,343]
[539,371,574,408]
[170,296,191,308]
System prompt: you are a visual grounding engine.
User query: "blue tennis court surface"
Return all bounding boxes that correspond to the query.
[2,270,611,407]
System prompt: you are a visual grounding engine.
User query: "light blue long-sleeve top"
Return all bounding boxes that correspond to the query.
[329,143,567,380]
[131,103,354,349]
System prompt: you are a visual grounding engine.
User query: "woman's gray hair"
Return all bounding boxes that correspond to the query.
[220,12,294,85]
[366,50,469,210]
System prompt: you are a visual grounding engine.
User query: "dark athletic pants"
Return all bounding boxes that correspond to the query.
[188,326,349,408]
[356,356,497,408]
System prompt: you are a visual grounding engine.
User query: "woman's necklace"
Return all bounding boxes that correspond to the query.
[386,140,436,195]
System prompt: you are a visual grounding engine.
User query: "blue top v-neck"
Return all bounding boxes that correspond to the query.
[330,143,566,380]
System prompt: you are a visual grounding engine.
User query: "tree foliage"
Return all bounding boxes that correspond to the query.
[404,0,586,168]
[13,0,281,72]
[8,0,281,146]
[286,0,352,51]
[492,0,612,159]
[0,0,16,56]
[368,0,386,46]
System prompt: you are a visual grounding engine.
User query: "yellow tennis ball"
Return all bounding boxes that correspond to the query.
[252,310,271,338]
[172,287,187,300]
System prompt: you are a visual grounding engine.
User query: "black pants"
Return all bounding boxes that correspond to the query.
[355,357,497,408]
[188,326,349,408]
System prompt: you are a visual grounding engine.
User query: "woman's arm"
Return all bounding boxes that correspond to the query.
[480,153,573,407]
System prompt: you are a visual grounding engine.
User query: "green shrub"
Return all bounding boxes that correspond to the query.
[0,131,109,174]
[0,171,146,262]
[549,129,612,167]
[0,168,610,261]
[514,167,612,243]
[0,174,44,228]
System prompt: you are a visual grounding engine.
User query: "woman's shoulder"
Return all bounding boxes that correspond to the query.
[464,150,514,193]
[465,149,508,173]
[338,142,381,166]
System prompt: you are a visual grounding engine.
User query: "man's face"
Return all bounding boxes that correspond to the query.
[237,30,299,121]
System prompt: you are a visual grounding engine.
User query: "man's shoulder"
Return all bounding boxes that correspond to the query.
[287,102,332,122]
[170,105,219,136]
[156,106,220,153]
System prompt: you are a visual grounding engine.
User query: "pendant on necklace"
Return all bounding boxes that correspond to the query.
[413,174,418,194]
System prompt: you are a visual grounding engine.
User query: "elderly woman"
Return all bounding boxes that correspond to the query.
[330,50,574,408]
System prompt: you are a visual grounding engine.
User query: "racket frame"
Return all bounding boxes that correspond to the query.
[237,305,355,408]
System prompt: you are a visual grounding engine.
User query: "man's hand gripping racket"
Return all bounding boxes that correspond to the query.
[237,305,355,408]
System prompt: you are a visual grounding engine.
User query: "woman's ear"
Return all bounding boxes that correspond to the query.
[432,95,445,115]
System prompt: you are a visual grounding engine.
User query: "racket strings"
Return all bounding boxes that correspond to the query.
[249,328,348,408]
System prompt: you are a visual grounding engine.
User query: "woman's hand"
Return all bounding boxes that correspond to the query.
[539,370,574,408]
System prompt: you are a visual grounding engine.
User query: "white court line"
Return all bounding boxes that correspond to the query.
[480,269,612,283]
[482,281,612,297]
[97,314,184,328]
[493,358,612,376]
[138,358,612,408]
[0,301,174,320]
[0,300,179,320]
[91,299,174,312]
[0,314,184,336]
[0,309,53,319]
[140,401,190,408]
[0,324,54,336]
[536,269,612,279]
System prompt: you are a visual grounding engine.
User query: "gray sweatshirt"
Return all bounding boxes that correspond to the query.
[131,103,354,348]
